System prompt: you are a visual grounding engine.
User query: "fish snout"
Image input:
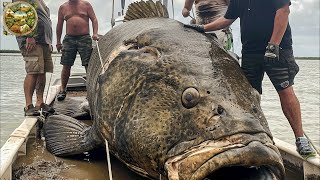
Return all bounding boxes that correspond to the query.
[165,138,285,180]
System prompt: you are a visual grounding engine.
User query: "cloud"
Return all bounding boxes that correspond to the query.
[1,0,319,57]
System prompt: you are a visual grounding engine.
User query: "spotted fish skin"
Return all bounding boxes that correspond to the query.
[86,17,284,179]
[44,1,285,179]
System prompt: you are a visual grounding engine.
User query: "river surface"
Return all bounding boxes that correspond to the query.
[1,54,319,148]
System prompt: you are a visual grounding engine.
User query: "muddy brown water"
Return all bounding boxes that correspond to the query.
[13,138,147,180]
[12,137,302,180]
[12,92,148,180]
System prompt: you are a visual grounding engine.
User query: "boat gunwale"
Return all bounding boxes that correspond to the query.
[0,84,60,179]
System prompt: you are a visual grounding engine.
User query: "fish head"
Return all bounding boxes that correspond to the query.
[93,19,284,180]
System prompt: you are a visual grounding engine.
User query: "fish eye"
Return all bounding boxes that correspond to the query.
[182,88,200,109]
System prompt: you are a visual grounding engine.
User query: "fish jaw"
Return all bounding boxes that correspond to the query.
[165,136,285,180]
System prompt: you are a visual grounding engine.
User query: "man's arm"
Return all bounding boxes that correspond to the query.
[264,3,290,62]
[12,0,37,51]
[269,3,290,45]
[204,16,235,31]
[56,5,64,52]
[182,0,195,17]
[184,16,235,33]
[87,2,99,41]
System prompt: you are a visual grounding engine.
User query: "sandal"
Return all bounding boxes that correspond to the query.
[24,104,40,116]
[36,103,55,113]
[57,91,67,101]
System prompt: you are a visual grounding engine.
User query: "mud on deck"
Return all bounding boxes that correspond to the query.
[12,94,146,180]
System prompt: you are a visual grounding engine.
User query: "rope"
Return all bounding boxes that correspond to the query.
[44,53,58,104]
[95,40,105,72]
[105,139,113,180]
[171,0,174,19]
[162,0,168,8]
[191,5,195,18]
[42,52,58,115]
[111,0,115,28]
[304,133,320,155]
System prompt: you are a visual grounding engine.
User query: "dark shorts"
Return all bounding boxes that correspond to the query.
[241,49,299,94]
[61,34,93,66]
[21,44,53,74]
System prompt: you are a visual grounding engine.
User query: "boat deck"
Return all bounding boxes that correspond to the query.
[13,138,145,180]
[2,74,318,180]
[12,92,146,180]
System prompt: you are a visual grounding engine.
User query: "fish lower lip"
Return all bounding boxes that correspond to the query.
[165,141,285,180]
[203,165,279,180]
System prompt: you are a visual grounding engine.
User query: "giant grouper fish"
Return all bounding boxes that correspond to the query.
[44,0,285,179]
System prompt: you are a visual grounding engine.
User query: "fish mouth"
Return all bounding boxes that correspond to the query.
[165,136,285,180]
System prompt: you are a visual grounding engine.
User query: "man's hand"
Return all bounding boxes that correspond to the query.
[25,37,36,52]
[92,34,99,41]
[264,42,280,63]
[184,24,205,33]
[182,8,190,17]
[56,43,62,52]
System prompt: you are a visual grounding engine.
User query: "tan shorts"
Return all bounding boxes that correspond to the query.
[21,44,53,74]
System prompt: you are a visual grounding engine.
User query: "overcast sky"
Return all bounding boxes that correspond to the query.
[0,0,319,57]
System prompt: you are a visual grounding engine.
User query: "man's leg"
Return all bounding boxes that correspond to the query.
[267,49,315,156]
[78,35,93,72]
[58,35,77,101]
[22,45,43,116]
[60,65,71,92]
[35,73,46,107]
[241,54,265,94]
[24,74,37,107]
[36,44,55,113]
[277,86,303,138]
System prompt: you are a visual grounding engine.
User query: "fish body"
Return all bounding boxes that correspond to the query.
[44,1,285,179]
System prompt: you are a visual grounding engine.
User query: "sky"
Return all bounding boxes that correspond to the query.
[0,0,319,57]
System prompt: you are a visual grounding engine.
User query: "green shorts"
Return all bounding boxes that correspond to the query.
[21,44,53,74]
[241,49,299,94]
[61,34,93,66]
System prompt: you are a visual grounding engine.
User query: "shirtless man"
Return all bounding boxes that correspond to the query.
[182,0,232,50]
[56,0,98,101]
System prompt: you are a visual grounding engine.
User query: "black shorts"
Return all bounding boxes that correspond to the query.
[241,49,299,94]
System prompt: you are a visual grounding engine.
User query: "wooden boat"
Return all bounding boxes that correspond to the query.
[0,74,319,180]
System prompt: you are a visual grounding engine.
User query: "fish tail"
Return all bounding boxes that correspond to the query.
[44,114,101,156]
[124,0,169,21]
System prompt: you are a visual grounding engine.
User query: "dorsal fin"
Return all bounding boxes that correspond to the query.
[124,0,169,22]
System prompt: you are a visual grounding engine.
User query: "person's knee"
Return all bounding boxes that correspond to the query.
[25,73,39,80]
[277,86,295,97]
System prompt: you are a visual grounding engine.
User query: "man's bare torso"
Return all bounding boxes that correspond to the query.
[194,0,229,6]
[61,0,90,35]
[193,0,229,23]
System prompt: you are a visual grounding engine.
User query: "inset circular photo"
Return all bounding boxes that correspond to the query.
[3,1,38,36]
